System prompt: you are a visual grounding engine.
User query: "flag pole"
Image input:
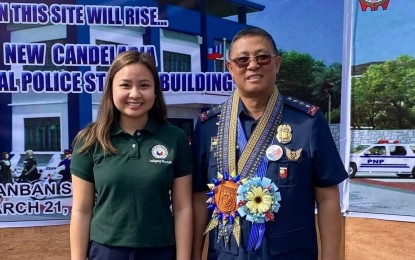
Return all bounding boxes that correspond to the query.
[223,38,226,73]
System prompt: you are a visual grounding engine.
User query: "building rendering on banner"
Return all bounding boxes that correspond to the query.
[0,0,265,169]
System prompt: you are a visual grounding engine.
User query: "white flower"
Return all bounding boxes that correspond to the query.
[245,186,273,214]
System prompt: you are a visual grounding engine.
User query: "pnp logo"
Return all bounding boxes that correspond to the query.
[359,0,390,11]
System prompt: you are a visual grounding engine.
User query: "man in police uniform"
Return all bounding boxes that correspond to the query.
[192,27,348,260]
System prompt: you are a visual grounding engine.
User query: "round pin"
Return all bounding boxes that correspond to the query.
[266,145,283,161]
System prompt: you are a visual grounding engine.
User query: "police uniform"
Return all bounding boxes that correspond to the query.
[71,117,192,252]
[192,96,348,260]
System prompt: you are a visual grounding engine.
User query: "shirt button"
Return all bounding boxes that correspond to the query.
[137,132,141,136]
[132,144,136,148]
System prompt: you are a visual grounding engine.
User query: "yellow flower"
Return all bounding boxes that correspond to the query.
[245,186,273,214]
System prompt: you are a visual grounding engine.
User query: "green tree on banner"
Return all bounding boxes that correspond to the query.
[352,55,415,129]
[277,50,342,123]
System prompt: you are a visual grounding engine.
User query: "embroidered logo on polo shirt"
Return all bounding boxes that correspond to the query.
[151,145,168,159]
[150,145,172,164]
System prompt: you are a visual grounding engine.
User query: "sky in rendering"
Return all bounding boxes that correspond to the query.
[245,0,414,66]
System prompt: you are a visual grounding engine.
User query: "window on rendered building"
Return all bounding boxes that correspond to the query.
[163,51,191,72]
[24,117,61,151]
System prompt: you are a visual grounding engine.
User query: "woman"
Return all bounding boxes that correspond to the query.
[70,51,193,260]
[0,151,13,184]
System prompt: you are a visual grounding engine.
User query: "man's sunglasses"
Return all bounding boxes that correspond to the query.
[229,54,278,68]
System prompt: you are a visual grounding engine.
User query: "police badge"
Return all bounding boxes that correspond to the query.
[276,124,292,144]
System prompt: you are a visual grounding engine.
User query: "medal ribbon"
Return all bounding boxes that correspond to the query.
[237,118,269,251]
[236,118,268,179]
[217,87,283,178]
[216,87,284,251]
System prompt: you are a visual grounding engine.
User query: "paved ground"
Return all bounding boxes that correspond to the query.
[352,177,415,192]
[349,174,415,217]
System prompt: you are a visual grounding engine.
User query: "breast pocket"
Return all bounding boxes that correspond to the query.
[273,157,303,188]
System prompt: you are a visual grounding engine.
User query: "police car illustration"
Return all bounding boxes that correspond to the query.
[349,140,415,178]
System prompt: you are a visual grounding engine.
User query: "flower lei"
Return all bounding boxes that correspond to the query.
[237,177,281,223]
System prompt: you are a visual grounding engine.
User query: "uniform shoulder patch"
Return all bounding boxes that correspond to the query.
[284,96,320,116]
[199,105,222,122]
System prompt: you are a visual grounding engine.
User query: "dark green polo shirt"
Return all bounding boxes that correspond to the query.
[71,118,192,248]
